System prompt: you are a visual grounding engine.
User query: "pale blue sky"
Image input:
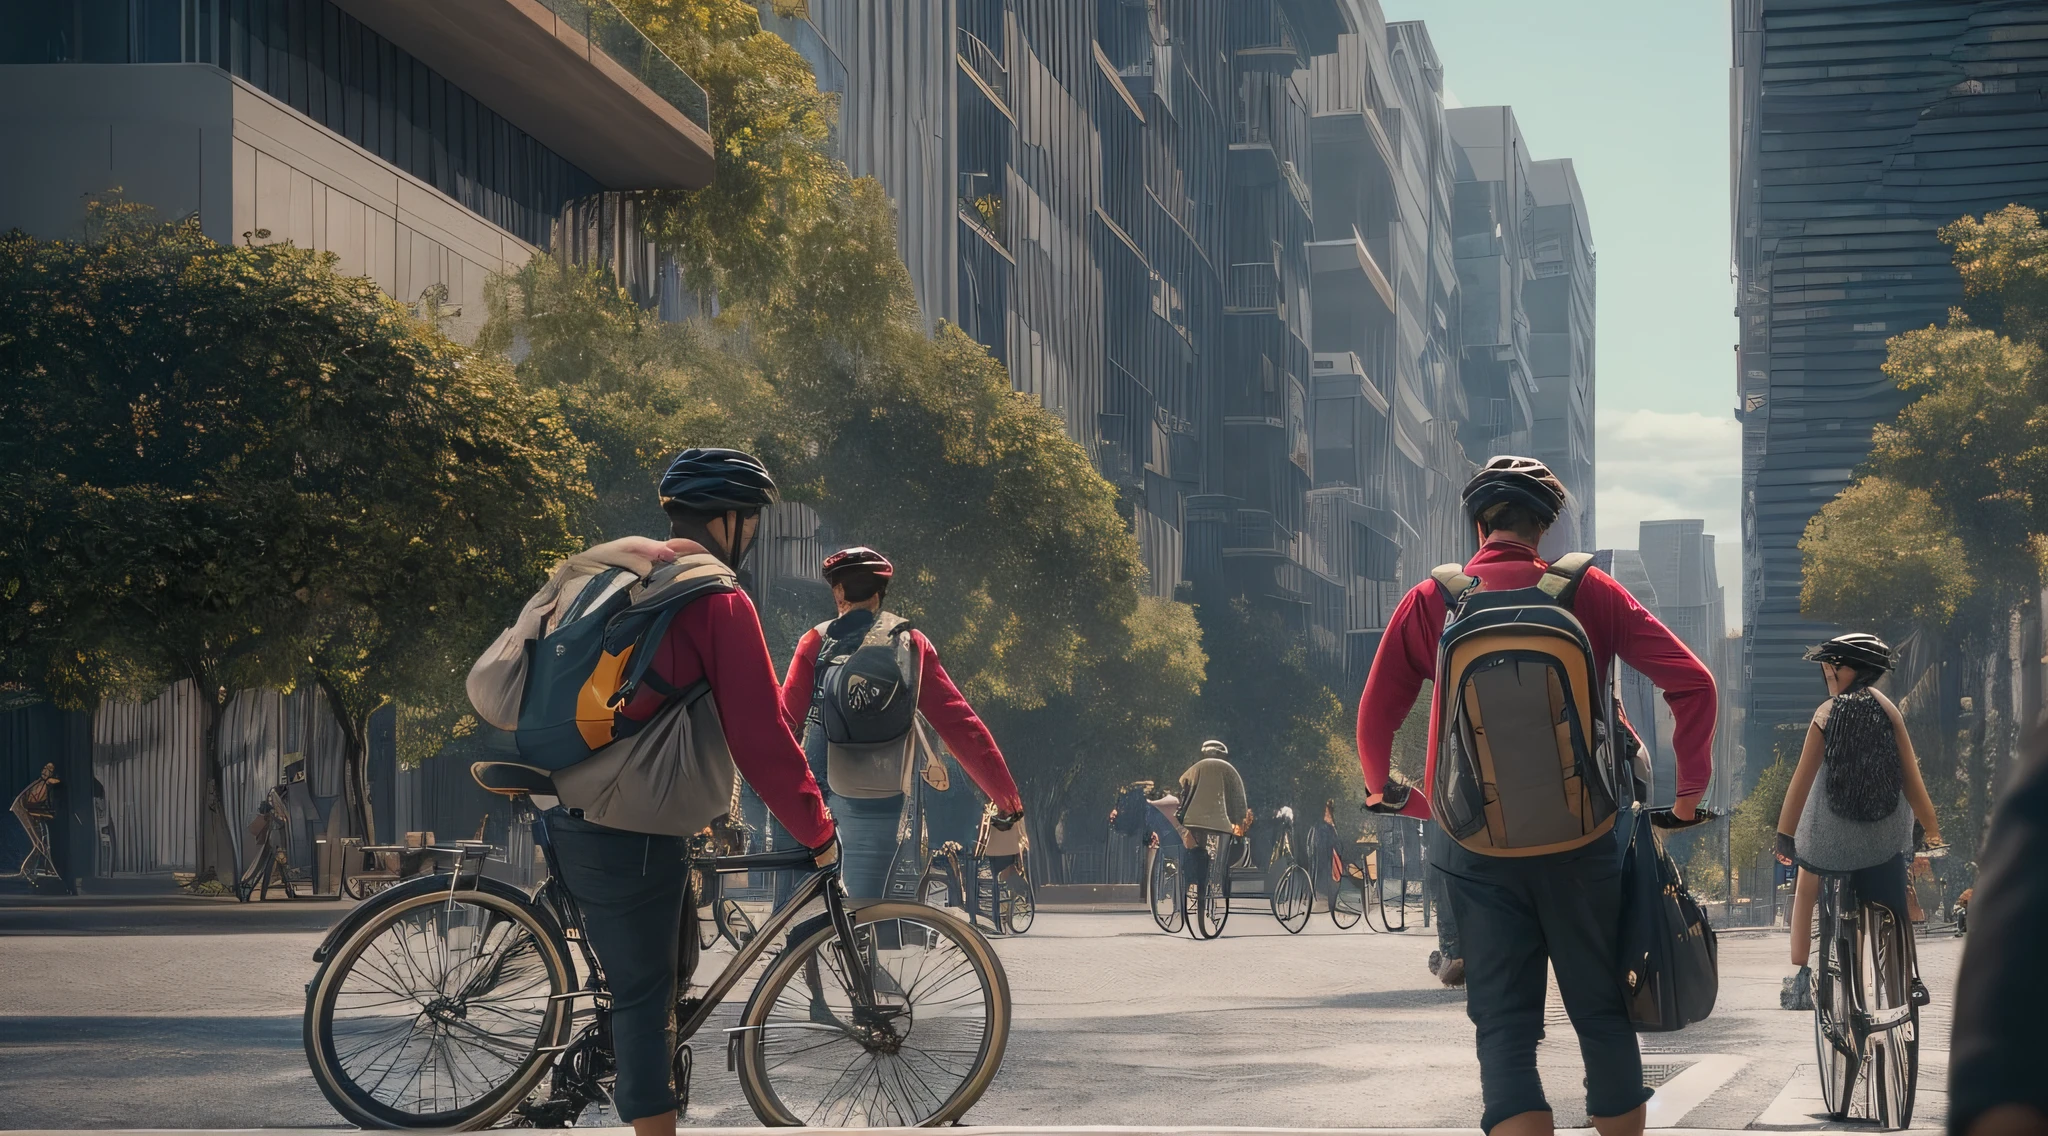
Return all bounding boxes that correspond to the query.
[1381,0,1742,613]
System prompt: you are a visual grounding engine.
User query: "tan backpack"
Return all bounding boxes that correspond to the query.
[1427,553,1623,856]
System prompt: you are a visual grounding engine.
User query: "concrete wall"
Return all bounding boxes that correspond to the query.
[0,63,535,342]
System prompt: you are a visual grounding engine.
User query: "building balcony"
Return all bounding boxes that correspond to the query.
[1220,510,1293,559]
[959,194,1009,254]
[957,27,1012,118]
[1308,232,1395,313]
[1225,261,1281,314]
[1311,353,1390,414]
[328,0,712,189]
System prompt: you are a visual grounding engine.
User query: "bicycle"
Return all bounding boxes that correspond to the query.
[8,764,71,894]
[916,840,1034,935]
[302,761,1012,1129]
[1807,843,1939,1128]
[1145,837,1186,934]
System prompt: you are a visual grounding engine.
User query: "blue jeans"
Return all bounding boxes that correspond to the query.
[770,792,904,906]
[1433,825,1649,1132]
[543,809,687,1122]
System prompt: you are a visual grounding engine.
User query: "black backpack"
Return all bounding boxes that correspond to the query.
[816,611,919,746]
[1821,690,1903,822]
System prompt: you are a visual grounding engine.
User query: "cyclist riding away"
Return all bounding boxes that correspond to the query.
[1774,633,1943,1012]
[778,545,1024,901]
[1356,456,1717,1136]
[539,448,838,1136]
[1175,742,1251,897]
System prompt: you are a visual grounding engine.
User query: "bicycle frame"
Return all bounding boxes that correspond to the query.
[526,809,881,1050]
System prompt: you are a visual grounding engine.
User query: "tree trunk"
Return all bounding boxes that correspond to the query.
[315,675,377,846]
[195,688,239,886]
[1965,647,1992,861]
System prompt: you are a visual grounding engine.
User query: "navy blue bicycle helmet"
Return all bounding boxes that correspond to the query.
[1461,455,1566,526]
[659,448,779,514]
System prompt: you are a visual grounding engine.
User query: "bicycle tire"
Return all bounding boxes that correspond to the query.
[1865,901,1918,1128]
[303,885,574,1130]
[1271,864,1311,934]
[1191,835,1229,940]
[734,900,1010,1126]
[1814,881,1858,1121]
[1149,855,1185,934]
[1005,875,1035,935]
[1331,871,1364,929]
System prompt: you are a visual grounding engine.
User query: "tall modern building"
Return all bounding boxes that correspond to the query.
[769,1,1586,686]
[1527,158,1596,550]
[1731,0,2048,769]
[1446,107,1536,468]
[0,0,715,341]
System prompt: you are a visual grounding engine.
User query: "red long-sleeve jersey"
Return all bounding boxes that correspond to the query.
[616,589,835,848]
[1357,536,1718,820]
[781,623,1024,814]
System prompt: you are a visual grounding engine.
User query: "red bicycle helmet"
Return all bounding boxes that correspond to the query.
[821,546,894,582]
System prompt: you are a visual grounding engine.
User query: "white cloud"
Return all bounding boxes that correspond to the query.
[1594,406,1744,623]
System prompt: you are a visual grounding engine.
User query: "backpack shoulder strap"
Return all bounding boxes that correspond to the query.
[1430,563,1479,605]
[1536,552,1596,606]
[606,566,740,710]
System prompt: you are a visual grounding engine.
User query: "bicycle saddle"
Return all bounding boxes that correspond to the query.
[470,762,559,798]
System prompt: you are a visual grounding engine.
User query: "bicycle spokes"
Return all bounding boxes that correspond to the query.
[753,916,991,1125]
[328,902,554,1113]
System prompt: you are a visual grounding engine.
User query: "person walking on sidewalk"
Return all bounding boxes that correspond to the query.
[1355,456,1717,1136]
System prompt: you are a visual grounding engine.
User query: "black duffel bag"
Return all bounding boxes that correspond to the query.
[1618,805,1720,1032]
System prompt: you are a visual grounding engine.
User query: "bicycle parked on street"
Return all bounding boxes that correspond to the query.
[1808,841,1941,1128]
[302,760,1012,1129]
[917,839,1035,936]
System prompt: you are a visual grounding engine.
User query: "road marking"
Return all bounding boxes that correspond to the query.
[1644,1054,1748,1128]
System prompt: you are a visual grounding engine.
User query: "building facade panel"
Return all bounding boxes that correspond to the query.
[1732,0,2048,770]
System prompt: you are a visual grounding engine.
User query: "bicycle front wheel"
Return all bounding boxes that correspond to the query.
[735,901,1010,1126]
[1332,868,1365,929]
[1005,875,1035,935]
[1272,864,1312,934]
[303,885,573,1129]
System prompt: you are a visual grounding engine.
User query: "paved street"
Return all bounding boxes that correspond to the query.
[0,898,1961,1131]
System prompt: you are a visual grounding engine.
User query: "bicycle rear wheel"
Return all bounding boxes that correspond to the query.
[1149,854,1185,934]
[1813,883,1859,1121]
[734,901,1009,1126]
[1271,864,1311,934]
[1191,835,1229,940]
[303,885,573,1129]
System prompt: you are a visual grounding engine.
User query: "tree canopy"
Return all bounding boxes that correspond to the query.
[0,200,586,870]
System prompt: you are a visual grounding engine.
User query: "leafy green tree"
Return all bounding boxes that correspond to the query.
[1800,476,1975,634]
[0,203,586,874]
[1730,754,1793,877]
